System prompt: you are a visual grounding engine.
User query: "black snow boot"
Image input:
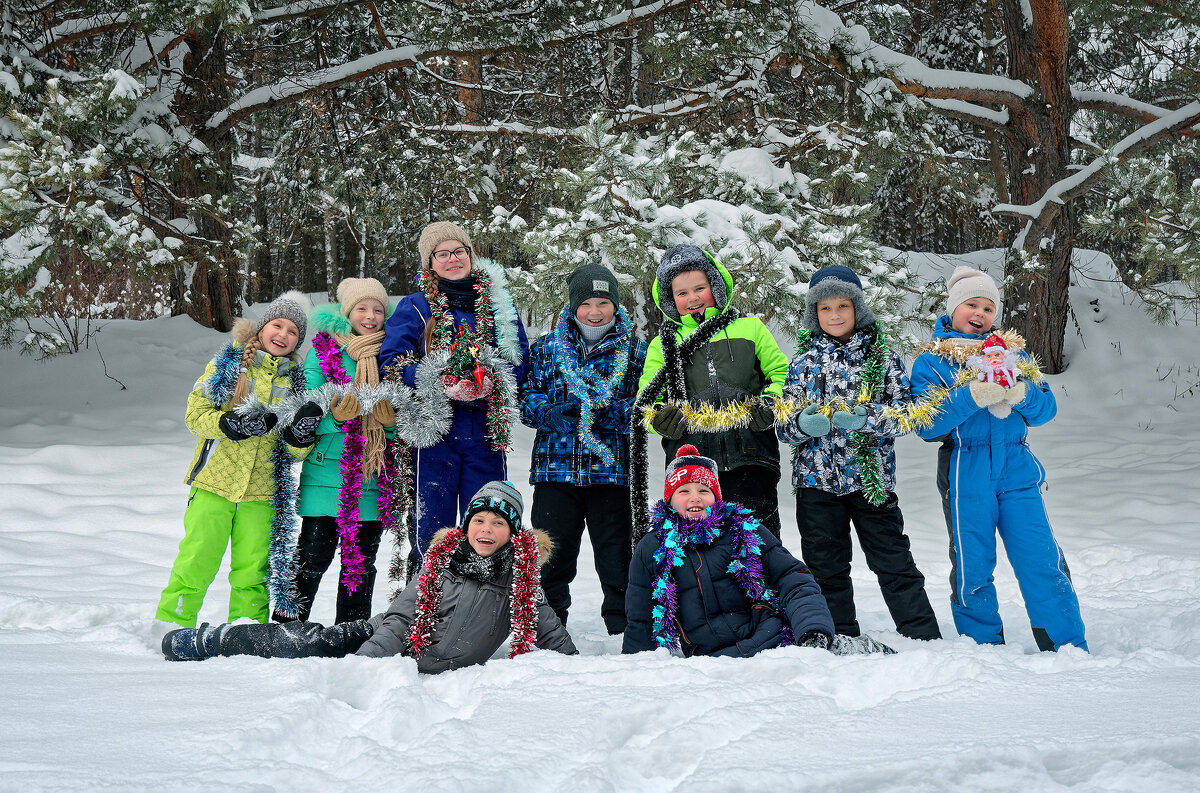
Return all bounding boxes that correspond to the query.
[161,623,219,661]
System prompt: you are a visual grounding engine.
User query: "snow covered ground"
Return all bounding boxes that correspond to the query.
[2,257,1200,792]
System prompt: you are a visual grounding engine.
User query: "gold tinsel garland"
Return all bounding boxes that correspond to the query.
[640,344,1044,437]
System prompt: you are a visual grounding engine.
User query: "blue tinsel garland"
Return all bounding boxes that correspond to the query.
[549,305,633,468]
[202,341,306,616]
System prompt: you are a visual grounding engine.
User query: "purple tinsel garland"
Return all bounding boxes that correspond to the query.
[647,499,793,651]
[312,332,368,594]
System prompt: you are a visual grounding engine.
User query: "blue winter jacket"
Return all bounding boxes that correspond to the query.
[379,274,529,441]
[909,316,1056,488]
[777,327,910,494]
[520,308,648,487]
[623,504,834,657]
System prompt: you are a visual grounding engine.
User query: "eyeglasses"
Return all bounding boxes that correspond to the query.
[431,246,471,264]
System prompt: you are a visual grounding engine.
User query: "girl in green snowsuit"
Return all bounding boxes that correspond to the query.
[156,292,319,628]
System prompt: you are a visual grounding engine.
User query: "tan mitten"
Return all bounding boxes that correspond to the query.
[373,399,396,428]
[330,393,361,423]
[968,380,1005,408]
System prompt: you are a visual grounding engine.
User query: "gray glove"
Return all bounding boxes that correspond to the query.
[651,404,686,439]
[795,404,831,437]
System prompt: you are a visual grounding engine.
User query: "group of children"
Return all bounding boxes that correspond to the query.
[157,221,1088,671]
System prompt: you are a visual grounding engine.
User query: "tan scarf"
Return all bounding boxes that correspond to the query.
[336,330,386,480]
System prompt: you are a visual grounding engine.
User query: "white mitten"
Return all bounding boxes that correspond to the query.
[968,380,1005,408]
[1002,381,1028,405]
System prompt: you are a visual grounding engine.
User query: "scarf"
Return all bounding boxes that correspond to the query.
[551,305,634,468]
[574,316,616,349]
[629,307,741,540]
[405,529,541,659]
[439,275,479,312]
[333,329,386,480]
[202,340,306,617]
[646,499,793,653]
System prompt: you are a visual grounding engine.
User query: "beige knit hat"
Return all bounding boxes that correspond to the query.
[336,277,389,318]
[946,266,1002,319]
[417,221,473,268]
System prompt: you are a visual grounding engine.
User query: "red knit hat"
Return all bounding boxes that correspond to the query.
[982,333,1007,351]
[664,444,722,502]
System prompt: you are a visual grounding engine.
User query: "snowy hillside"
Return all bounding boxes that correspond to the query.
[2,255,1199,792]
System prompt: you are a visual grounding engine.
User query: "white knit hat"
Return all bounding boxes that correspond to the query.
[946,266,1002,319]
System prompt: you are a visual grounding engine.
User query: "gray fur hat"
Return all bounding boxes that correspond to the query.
[256,290,313,345]
[655,245,729,321]
[802,265,875,334]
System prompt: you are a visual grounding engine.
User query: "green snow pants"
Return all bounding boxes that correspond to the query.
[155,487,273,627]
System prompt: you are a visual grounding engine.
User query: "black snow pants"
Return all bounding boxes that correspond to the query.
[720,465,782,538]
[216,620,374,659]
[795,487,941,640]
[533,482,632,634]
[273,516,384,624]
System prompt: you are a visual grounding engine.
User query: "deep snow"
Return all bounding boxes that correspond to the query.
[2,252,1199,792]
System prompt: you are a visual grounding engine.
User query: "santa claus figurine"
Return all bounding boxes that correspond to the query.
[972,334,1020,388]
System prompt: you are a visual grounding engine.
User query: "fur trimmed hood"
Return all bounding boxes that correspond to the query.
[230,316,304,362]
[430,527,554,566]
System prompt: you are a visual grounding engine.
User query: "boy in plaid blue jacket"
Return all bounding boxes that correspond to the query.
[520,263,647,634]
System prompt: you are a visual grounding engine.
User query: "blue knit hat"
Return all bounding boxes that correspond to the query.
[462,480,523,534]
[802,266,875,333]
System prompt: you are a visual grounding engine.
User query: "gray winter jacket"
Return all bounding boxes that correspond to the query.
[356,531,577,673]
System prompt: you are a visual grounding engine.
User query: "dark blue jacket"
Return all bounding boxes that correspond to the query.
[379,266,529,442]
[520,307,647,487]
[623,505,834,657]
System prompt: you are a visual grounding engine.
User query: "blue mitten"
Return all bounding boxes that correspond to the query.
[544,403,580,434]
[832,405,868,432]
[796,404,831,437]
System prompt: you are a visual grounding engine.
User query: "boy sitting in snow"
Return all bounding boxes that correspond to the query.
[623,445,893,657]
[161,481,577,673]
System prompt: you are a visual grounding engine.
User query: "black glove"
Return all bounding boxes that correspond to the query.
[219,410,278,441]
[798,630,832,650]
[280,401,324,447]
[650,404,686,440]
[544,403,580,434]
[748,401,775,432]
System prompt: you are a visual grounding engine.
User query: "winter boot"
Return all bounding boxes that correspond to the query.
[161,622,219,661]
[831,633,897,656]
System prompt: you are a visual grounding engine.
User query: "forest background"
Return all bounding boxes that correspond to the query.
[3,0,1199,369]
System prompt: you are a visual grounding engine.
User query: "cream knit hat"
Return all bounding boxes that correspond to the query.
[336,277,389,318]
[946,266,1002,319]
[417,222,473,269]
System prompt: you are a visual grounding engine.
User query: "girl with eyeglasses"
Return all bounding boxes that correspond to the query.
[379,222,529,574]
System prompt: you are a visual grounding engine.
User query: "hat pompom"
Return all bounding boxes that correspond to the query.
[676,444,700,458]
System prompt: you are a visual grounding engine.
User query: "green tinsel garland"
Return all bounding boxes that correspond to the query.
[793,323,890,506]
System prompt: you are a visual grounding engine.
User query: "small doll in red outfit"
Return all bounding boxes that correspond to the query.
[967,334,1022,417]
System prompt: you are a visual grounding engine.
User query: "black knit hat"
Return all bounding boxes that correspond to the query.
[802,265,876,333]
[461,480,524,534]
[655,245,729,321]
[567,263,620,314]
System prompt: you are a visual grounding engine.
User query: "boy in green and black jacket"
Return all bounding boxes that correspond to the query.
[633,244,790,538]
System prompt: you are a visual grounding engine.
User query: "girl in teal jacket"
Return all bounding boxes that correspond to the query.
[279,278,399,624]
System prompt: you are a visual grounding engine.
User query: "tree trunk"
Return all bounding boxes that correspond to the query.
[172,18,239,331]
[999,0,1071,373]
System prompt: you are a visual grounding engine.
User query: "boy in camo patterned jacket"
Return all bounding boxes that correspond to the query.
[776,266,941,642]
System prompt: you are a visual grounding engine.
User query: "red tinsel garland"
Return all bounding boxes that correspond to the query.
[507,529,540,657]
[405,528,462,658]
[404,529,542,660]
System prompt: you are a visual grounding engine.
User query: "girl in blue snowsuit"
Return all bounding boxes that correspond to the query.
[379,222,528,564]
[909,266,1086,652]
